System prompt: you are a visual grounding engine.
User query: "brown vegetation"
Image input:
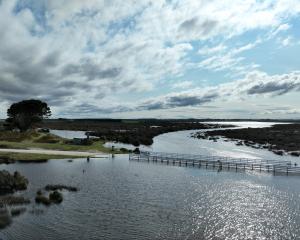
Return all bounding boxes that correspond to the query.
[39,119,233,146]
[195,124,300,156]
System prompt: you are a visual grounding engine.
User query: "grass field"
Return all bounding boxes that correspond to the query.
[0,152,81,161]
[0,130,126,154]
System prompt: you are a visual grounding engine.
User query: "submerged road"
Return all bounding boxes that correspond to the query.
[0,148,105,157]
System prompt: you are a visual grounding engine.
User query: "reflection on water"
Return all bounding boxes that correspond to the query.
[0,156,300,240]
[1,122,300,239]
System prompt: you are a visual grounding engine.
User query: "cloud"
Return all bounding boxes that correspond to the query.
[172,81,194,89]
[197,40,261,74]
[179,17,198,32]
[269,23,291,37]
[281,36,293,47]
[141,93,209,112]
[198,44,227,55]
[240,71,300,96]
[179,17,218,37]
[97,71,300,113]
[263,107,300,115]
[0,0,300,118]
[138,92,219,111]
[62,61,122,81]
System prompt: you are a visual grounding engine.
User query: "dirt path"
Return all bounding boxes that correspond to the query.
[0,148,106,157]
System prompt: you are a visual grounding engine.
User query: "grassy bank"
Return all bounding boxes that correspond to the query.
[0,130,125,154]
[0,152,81,161]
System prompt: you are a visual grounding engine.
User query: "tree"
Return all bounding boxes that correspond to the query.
[6,99,51,131]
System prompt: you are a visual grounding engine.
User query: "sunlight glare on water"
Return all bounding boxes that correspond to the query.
[1,122,300,240]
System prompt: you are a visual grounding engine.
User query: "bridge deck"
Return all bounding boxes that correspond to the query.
[129,151,300,175]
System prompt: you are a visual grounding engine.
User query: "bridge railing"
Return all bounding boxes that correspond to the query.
[130,151,300,175]
[135,151,292,167]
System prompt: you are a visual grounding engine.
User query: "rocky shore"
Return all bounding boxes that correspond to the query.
[192,124,300,157]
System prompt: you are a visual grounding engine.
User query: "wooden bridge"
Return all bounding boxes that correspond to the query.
[129,151,300,175]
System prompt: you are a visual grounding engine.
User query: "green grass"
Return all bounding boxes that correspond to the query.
[0,130,128,154]
[0,140,114,152]
[0,152,81,161]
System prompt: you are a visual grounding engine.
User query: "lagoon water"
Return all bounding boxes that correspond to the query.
[105,121,299,164]
[1,122,300,239]
[49,129,87,139]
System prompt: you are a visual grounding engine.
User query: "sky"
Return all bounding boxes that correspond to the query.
[0,0,300,119]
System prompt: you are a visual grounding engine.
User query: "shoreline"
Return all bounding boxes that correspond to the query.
[38,119,234,146]
[193,123,300,157]
[0,148,104,157]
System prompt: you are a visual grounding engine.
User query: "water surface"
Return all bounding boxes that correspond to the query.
[106,121,300,164]
[1,121,300,239]
[1,156,300,240]
[49,130,87,139]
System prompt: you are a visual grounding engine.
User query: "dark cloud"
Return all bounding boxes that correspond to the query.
[246,80,300,95]
[179,17,218,36]
[200,20,218,35]
[41,51,61,67]
[62,61,122,81]
[57,81,94,91]
[137,92,219,111]
[179,17,198,32]
[168,93,218,107]
[59,103,131,116]
[138,101,164,110]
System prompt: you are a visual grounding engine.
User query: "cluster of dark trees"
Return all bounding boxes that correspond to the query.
[4,99,51,132]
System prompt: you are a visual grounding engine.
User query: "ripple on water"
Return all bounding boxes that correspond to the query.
[1,123,300,239]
